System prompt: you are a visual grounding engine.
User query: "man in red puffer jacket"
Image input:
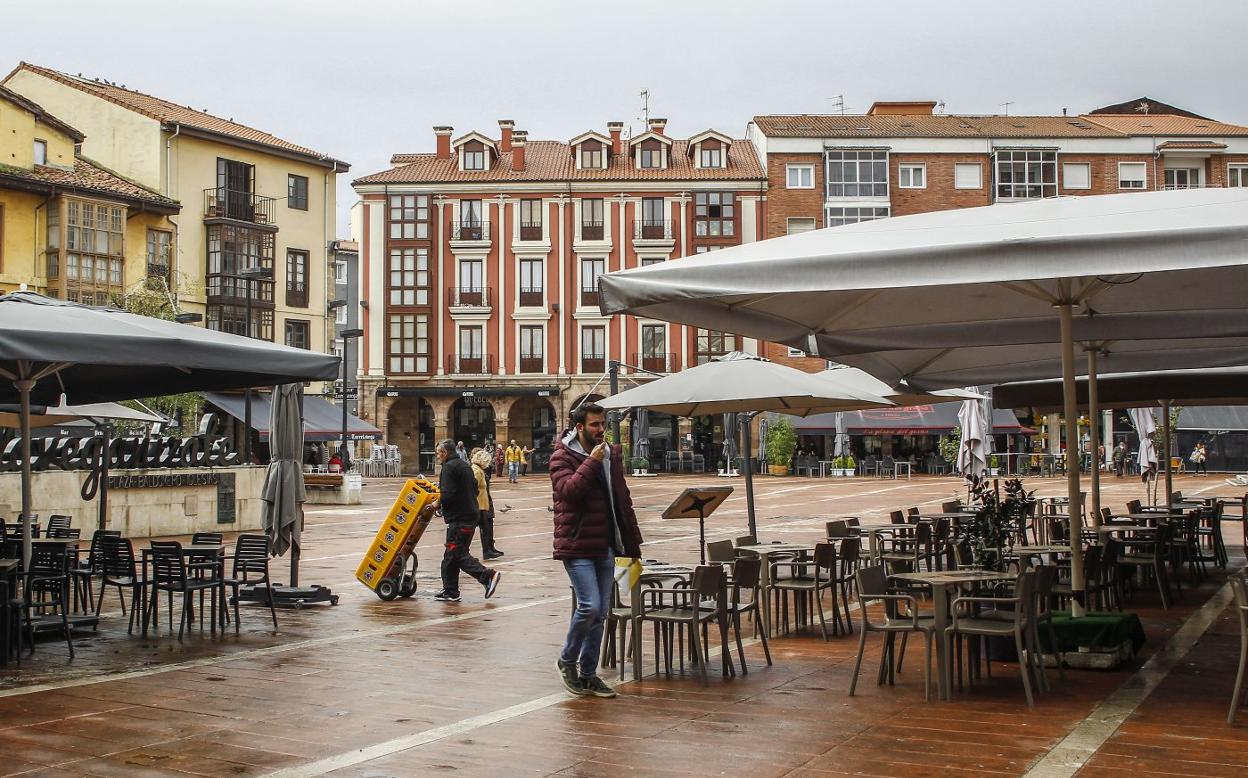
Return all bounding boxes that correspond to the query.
[549,402,643,699]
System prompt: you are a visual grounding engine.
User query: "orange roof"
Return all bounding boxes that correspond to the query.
[1083,114,1248,137]
[0,157,180,211]
[754,112,1248,139]
[6,63,349,169]
[357,138,765,186]
[1157,140,1229,150]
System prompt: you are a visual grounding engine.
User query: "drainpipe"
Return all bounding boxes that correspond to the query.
[165,124,181,300]
[33,188,56,287]
[323,159,339,400]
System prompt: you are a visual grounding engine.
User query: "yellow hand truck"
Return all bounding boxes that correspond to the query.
[355,477,440,601]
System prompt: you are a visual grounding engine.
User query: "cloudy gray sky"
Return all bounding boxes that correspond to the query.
[10,0,1248,234]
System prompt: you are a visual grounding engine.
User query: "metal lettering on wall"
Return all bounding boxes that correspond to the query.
[0,413,239,474]
[108,472,222,490]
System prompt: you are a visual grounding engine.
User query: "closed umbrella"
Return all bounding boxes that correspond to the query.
[598,188,1248,617]
[757,415,768,465]
[263,383,306,562]
[833,411,846,458]
[721,413,738,473]
[0,291,339,571]
[957,396,989,482]
[633,407,651,465]
[1129,407,1159,501]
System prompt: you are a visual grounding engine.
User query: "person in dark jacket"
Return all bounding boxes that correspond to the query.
[549,403,643,698]
[431,439,501,602]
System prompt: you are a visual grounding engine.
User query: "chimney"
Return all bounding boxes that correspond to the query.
[607,121,624,155]
[866,101,937,116]
[647,117,667,135]
[498,119,515,152]
[511,130,527,172]
[434,126,453,160]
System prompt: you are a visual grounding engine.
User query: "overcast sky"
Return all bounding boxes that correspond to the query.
[10,0,1248,235]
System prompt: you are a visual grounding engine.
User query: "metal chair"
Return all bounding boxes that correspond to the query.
[21,542,75,657]
[95,536,145,634]
[637,565,730,684]
[146,541,221,640]
[849,564,934,700]
[947,570,1038,709]
[70,529,120,615]
[721,556,770,673]
[222,534,279,632]
[769,542,838,640]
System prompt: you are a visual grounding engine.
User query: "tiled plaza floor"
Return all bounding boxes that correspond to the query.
[1,471,1244,777]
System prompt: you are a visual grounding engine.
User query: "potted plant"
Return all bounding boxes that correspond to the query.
[630,456,652,477]
[833,453,856,477]
[955,477,1033,572]
[765,416,797,476]
[987,454,1000,476]
[938,427,960,475]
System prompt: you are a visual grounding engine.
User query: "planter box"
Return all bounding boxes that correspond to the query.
[835,468,855,477]
[630,469,656,478]
[768,465,789,476]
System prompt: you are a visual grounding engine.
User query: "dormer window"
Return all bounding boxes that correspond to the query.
[463,142,485,171]
[640,139,663,168]
[580,144,603,169]
[699,145,722,168]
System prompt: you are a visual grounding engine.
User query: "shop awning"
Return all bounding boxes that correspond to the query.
[202,392,383,441]
[795,404,1032,436]
[1178,406,1248,433]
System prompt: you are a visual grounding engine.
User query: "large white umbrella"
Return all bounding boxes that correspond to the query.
[599,352,893,536]
[0,401,164,429]
[599,188,1248,617]
[957,395,990,482]
[1129,407,1160,500]
[816,365,983,405]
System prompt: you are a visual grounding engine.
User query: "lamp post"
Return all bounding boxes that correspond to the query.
[239,265,273,465]
[338,328,364,470]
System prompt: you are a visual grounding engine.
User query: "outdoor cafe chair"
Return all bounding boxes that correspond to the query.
[146,541,222,640]
[21,542,75,658]
[832,538,862,635]
[222,534,279,632]
[716,556,771,673]
[770,542,839,640]
[1119,525,1174,610]
[826,520,849,538]
[947,570,1038,709]
[1195,499,1227,569]
[941,501,963,513]
[638,565,731,684]
[46,515,72,537]
[880,522,934,575]
[95,535,145,634]
[1126,499,1143,514]
[71,529,120,615]
[1,577,20,667]
[1228,572,1248,724]
[849,564,934,701]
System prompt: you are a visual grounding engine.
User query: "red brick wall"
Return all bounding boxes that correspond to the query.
[763,152,824,238]
[890,154,992,216]
[763,341,825,373]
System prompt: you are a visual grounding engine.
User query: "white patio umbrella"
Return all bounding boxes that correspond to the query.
[598,352,893,536]
[1129,407,1160,502]
[599,188,1248,616]
[956,395,990,482]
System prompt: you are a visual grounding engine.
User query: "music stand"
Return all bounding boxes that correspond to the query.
[662,486,734,564]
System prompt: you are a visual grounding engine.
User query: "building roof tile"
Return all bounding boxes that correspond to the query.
[1083,114,1248,137]
[1156,140,1230,150]
[357,138,765,186]
[0,157,180,211]
[753,111,1248,139]
[6,62,349,168]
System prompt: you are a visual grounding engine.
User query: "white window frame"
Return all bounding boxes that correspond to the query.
[786,217,817,235]
[898,163,926,189]
[787,347,806,358]
[334,260,347,284]
[33,139,47,166]
[953,163,982,190]
[335,305,347,325]
[785,163,814,189]
[1229,164,1248,188]
[1062,162,1091,190]
[825,206,890,228]
[462,149,485,171]
[1118,162,1147,190]
[1163,167,1201,190]
[825,149,889,198]
[699,146,722,168]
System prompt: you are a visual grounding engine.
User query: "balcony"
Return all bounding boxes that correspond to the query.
[447,354,492,375]
[146,262,170,281]
[519,287,544,307]
[635,220,673,241]
[581,356,606,374]
[449,286,491,308]
[203,188,276,226]
[451,220,490,242]
[632,352,674,374]
[519,221,543,241]
[580,221,604,241]
[580,285,600,309]
[519,355,544,374]
[206,274,274,304]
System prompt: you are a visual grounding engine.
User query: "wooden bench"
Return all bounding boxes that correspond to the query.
[305,474,344,489]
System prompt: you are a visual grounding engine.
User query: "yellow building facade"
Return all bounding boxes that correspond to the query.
[3,63,349,361]
[0,85,179,298]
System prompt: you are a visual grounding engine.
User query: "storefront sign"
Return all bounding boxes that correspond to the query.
[109,472,222,489]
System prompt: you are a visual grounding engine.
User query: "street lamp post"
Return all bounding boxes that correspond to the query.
[239,265,273,465]
[338,328,364,470]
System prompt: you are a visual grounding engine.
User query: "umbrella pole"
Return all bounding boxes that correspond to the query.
[1058,303,1086,618]
[1162,400,1173,511]
[18,376,34,573]
[1087,349,1101,529]
[98,422,111,531]
[742,414,757,539]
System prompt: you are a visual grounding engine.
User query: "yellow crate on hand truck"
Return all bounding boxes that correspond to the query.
[355,478,440,601]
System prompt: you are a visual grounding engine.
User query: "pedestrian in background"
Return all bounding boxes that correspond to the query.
[471,447,504,560]
[506,439,523,483]
[455,440,468,461]
[1113,440,1128,478]
[522,444,534,476]
[431,439,501,602]
[1190,441,1208,475]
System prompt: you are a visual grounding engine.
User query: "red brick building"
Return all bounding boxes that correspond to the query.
[749,98,1248,372]
[351,119,766,472]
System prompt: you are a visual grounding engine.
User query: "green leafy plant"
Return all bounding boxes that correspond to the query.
[938,426,961,467]
[631,457,649,470]
[955,477,1034,571]
[989,455,1000,469]
[834,454,856,469]
[765,416,797,471]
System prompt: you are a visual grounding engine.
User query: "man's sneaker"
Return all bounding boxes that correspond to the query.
[579,675,617,698]
[432,590,460,602]
[484,550,504,560]
[484,571,502,599]
[557,659,588,696]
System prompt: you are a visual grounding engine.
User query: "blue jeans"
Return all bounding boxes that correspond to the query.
[561,554,615,679]
[508,462,519,482]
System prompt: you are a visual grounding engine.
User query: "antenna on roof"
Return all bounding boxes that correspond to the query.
[638,88,650,125]
[1000,101,1014,116]
[826,95,845,116]
[936,101,946,114]
[1136,101,1151,115]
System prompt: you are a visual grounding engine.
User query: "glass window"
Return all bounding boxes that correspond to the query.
[694,192,734,237]
[335,260,347,283]
[285,249,308,307]
[461,199,482,225]
[520,199,542,239]
[825,207,889,228]
[640,257,664,267]
[786,164,814,189]
[898,163,926,189]
[695,329,737,365]
[1230,165,1248,188]
[145,229,172,280]
[640,148,661,168]
[581,326,606,361]
[287,174,308,210]
[825,150,888,197]
[459,326,484,357]
[519,258,543,306]
[284,320,310,349]
[520,326,544,372]
[388,313,429,374]
[388,247,429,306]
[1118,162,1147,189]
[787,218,816,235]
[641,324,665,358]
[463,148,485,170]
[995,150,1057,199]
[388,194,429,239]
[580,145,603,169]
[33,140,47,165]
[954,163,982,189]
[580,258,605,307]
[699,146,722,168]
[54,196,126,303]
[1164,168,1201,190]
[1063,163,1091,190]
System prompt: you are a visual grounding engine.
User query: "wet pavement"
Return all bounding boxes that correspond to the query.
[1,472,1244,776]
